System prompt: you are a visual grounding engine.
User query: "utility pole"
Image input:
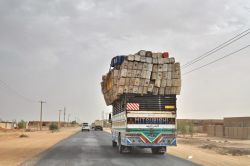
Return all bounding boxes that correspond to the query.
[39,101,46,131]
[64,107,66,123]
[58,110,62,128]
[67,113,70,127]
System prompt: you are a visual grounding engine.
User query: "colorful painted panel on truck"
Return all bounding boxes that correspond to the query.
[111,94,177,153]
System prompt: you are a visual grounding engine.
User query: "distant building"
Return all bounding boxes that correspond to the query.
[207,117,250,139]
[0,121,15,129]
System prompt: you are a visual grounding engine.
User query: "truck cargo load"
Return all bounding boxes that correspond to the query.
[101,50,181,106]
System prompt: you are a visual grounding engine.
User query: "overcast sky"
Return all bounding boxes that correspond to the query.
[0,0,250,123]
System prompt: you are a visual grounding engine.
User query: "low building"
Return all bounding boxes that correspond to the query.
[0,121,15,129]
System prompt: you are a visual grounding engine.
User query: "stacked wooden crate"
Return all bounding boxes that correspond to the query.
[101,51,181,105]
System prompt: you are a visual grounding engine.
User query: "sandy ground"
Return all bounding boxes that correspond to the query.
[103,128,250,166]
[0,127,80,166]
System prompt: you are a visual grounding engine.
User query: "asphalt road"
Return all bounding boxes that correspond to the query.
[22,131,200,166]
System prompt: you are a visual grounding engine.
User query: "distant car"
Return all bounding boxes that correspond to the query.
[81,123,90,131]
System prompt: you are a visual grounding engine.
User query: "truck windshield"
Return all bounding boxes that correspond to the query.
[83,123,88,126]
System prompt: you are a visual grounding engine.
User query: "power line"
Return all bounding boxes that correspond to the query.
[182,28,250,69]
[0,79,37,103]
[183,45,250,76]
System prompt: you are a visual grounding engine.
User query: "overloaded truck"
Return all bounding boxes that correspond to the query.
[94,120,104,131]
[101,50,181,154]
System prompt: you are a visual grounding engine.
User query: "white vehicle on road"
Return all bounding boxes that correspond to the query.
[81,123,90,131]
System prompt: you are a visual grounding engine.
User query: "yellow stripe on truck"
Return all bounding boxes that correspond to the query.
[165,105,175,109]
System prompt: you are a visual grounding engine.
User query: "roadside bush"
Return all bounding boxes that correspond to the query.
[18,120,26,129]
[49,123,58,132]
[19,134,28,138]
[177,120,194,137]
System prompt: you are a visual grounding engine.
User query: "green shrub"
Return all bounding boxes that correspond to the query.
[177,120,194,137]
[49,123,58,132]
[18,120,26,129]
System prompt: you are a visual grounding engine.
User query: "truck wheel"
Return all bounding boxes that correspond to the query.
[112,141,117,147]
[118,135,123,153]
[118,143,124,154]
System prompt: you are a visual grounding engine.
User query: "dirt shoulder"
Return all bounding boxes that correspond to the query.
[168,135,250,166]
[0,127,80,166]
[103,128,250,166]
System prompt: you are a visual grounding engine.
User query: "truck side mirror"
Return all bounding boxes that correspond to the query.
[108,113,112,123]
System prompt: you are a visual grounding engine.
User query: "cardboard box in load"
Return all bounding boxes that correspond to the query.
[146,57,152,63]
[145,79,150,86]
[128,55,134,61]
[162,58,170,64]
[142,63,148,71]
[134,55,141,61]
[112,78,117,85]
[152,53,158,58]
[133,62,138,70]
[158,57,163,64]
[158,64,163,72]
[161,79,167,87]
[135,70,141,78]
[138,50,146,56]
[128,85,133,93]
[153,65,158,72]
[118,78,125,86]
[167,72,172,79]
[134,78,140,86]
[137,62,143,70]
[139,79,145,86]
[118,86,124,94]
[152,58,158,64]
[166,79,172,87]
[169,57,175,64]
[124,86,129,93]
[143,87,148,94]
[133,86,139,93]
[174,62,180,71]
[140,56,146,62]
[175,87,181,95]
[146,71,151,79]
[120,69,127,77]
[138,86,143,94]
[128,62,133,69]
[125,78,130,85]
[162,64,168,71]
[151,72,157,80]
[141,70,147,79]
[159,87,165,95]
[131,70,136,77]
[162,72,167,79]
[157,72,162,79]
[155,79,161,88]
[113,70,119,77]
[172,72,180,79]
[129,78,134,86]
[121,60,128,69]
[153,87,159,95]
[172,79,181,87]
[148,84,154,92]
[147,64,153,71]
[167,64,173,72]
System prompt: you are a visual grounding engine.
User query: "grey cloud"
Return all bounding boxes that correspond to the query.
[0,0,249,122]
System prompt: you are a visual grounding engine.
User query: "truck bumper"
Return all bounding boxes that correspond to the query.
[121,134,176,147]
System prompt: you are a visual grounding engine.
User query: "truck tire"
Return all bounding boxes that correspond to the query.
[118,134,123,153]
[112,140,117,147]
